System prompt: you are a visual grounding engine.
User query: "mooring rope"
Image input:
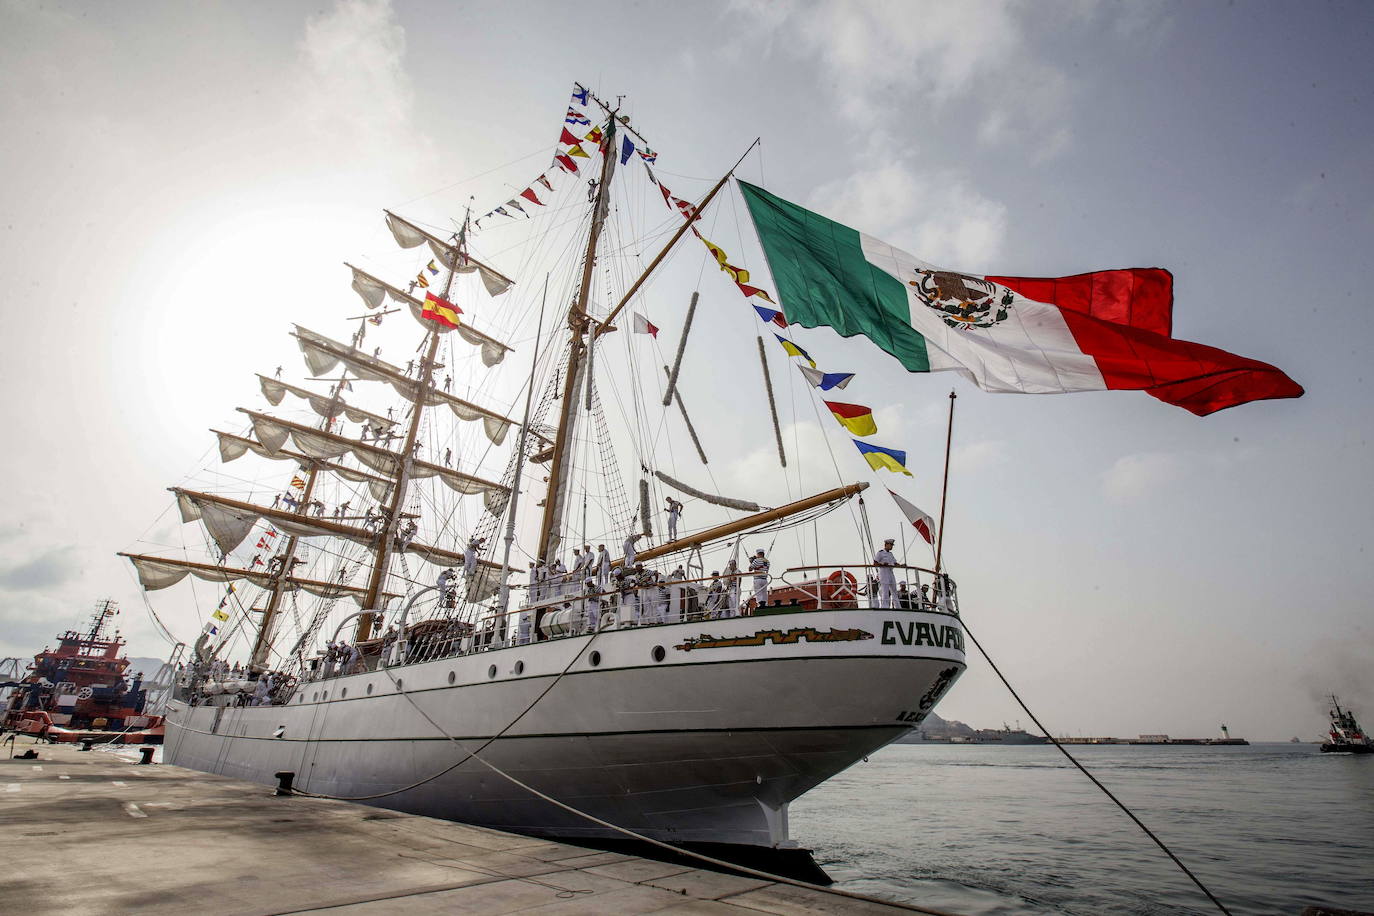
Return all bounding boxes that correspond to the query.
[959,616,1232,915]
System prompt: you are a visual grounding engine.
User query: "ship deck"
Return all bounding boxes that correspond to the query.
[0,740,931,915]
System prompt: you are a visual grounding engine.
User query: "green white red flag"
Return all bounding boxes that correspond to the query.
[739,181,1303,416]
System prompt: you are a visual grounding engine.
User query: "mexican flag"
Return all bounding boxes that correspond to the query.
[738,181,1302,416]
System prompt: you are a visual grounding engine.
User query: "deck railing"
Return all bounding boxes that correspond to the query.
[181,566,961,704]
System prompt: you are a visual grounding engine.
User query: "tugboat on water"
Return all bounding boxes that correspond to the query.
[1,600,164,745]
[1320,696,1372,754]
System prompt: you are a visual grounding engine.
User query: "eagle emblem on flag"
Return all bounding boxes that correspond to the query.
[908,269,1015,330]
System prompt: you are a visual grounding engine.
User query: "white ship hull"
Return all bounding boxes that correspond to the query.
[165,609,965,848]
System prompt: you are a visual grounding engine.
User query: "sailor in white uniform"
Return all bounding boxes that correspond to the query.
[874,538,898,608]
[623,532,643,569]
[724,558,741,615]
[665,497,683,540]
[706,571,725,617]
[749,549,770,611]
[581,577,600,632]
[551,557,568,597]
[463,536,485,579]
[595,544,611,589]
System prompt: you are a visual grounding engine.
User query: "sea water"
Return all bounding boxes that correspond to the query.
[790,743,1373,915]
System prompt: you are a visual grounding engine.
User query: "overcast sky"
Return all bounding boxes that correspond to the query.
[2,0,1371,740]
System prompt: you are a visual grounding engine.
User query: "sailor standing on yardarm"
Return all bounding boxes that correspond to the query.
[665,497,683,540]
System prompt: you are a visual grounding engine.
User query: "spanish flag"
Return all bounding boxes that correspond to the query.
[853,440,912,476]
[421,292,461,330]
[774,334,816,368]
[825,400,877,436]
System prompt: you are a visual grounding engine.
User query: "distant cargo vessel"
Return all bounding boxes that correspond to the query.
[1053,726,1248,746]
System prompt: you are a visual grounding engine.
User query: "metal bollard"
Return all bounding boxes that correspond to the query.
[79,739,94,752]
[138,746,155,765]
[274,771,295,797]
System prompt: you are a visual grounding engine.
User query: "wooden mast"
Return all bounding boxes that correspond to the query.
[536,115,619,562]
[356,227,465,640]
[596,140,759,337]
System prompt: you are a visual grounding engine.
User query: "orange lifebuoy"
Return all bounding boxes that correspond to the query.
[825,570,857,588]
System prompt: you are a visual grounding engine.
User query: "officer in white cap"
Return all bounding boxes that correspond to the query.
[874,538,898,608]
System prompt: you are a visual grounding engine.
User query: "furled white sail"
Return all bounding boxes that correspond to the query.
[350,267,389,309]
[120,553,389,607]
[258,376,395,429]
[238,411,510,515]
[213,431,393,502]
[653,470,762,512]
[382,211,514,297]
[384,211,430,250]
[292,326,522,446]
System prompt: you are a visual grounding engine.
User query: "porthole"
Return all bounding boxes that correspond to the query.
[366,683,374,695]
[487,664,497,679]
[447,671,456,685]
[312,692,319,702]
[340,688,347,698]
[514,661,525,675]
[652,646,666,663]
[321,691,328,701]
[589,651,601,667]
[395,679,404,691]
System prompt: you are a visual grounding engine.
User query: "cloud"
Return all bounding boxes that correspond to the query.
[0,547,82,591]
[733,0,1088,158]
[953,439,1008,474]
[1100,451,1184,504]
[296,0,431,170]
[810,163,1008,267]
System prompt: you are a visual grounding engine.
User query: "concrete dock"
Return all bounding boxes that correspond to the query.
[0,742,919,915]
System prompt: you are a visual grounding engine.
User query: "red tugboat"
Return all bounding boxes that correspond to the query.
[1,600,164,744]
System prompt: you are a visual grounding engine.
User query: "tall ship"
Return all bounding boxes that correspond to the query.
[122,84,968,864]
[2,600,164,744]
[1321,697,1372,754]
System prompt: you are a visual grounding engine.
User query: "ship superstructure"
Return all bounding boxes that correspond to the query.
[1321,697,1373,754]
[2,600,164,744]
